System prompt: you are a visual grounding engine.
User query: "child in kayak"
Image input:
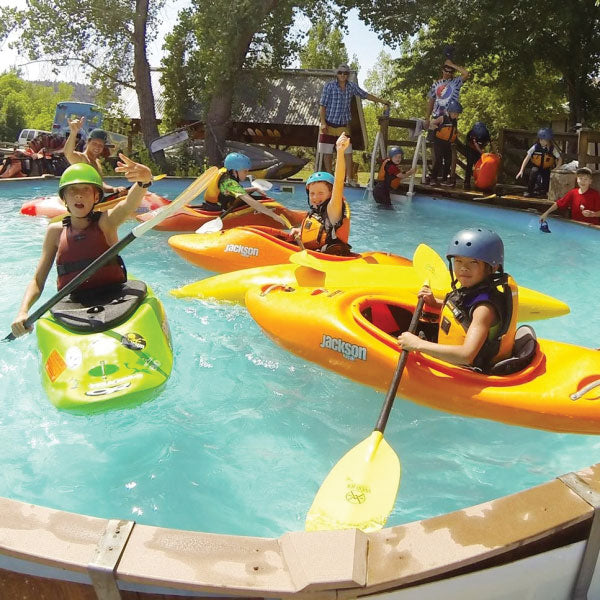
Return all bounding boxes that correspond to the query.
[198,151,289,227]
[372,146,416,205]
[10,156,152,338]
[289,133,352,254]
[539,167,600,226]
[398,228,517,372]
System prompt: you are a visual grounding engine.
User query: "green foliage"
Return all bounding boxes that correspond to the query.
[0,72,73,141]
[299,18,359,71]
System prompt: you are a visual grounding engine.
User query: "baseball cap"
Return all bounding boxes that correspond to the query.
[336,64,350,73]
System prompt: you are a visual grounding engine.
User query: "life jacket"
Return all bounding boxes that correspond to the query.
[530,143,557,169]
[56,214,126,292]
[437,275,518,372]
[202,167,228,206]
[300,199,351,253]
[377,158,402,190]
[435,116,458,143]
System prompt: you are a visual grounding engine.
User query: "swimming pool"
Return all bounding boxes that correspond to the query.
[1,178,599,538]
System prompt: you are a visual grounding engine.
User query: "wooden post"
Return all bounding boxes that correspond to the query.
[578,129,589,167]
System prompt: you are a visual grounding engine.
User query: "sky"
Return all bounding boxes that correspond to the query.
[0,1,399,84]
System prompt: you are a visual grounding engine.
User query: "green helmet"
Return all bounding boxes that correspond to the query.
[58,163,104,201]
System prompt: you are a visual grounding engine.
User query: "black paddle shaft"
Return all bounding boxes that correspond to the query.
[374,297,425,434]
[4,231,135,341]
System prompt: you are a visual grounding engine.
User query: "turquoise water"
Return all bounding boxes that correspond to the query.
[1,177,599,538]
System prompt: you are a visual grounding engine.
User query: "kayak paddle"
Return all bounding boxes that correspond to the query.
[305,244,432,532]
[5,167,218,341]
[195,179,277,234]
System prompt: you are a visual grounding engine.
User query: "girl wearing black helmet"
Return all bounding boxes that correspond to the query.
[398,228,518,372]
[516,128,563,197]
[372,146,415,205]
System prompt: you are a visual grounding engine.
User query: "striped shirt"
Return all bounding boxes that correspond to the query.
[320,80,368,126]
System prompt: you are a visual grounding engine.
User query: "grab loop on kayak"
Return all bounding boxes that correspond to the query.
[571,378,600,401]
[260,284,295,297]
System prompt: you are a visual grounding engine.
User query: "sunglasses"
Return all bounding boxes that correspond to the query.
[337,71,349,75]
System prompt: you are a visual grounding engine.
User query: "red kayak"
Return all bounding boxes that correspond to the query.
[20,192,170,218]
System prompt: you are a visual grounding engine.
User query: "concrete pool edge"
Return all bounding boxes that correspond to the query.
[1,463,599,598]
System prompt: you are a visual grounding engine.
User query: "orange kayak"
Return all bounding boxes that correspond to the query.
[136,198,306,232]
[20,192,169,219]
[168,225,412,273]
[245,284,600,435]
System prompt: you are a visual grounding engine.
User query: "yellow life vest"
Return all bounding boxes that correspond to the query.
[203,167,228,205]
[300,199,351,252]
[437,275,518,372]
[530,144,557,169]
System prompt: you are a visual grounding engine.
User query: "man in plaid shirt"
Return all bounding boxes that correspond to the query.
[319,64,390,186]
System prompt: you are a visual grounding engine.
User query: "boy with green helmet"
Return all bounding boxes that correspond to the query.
[11,154,153,337]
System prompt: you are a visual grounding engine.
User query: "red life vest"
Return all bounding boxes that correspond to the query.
[56,216,126,292]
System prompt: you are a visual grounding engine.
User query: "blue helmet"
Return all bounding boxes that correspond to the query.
[446,100,463,114]
[224,152,251,171]
[447,228,504,269]
[472,121,489,138]
[306,171,335,188]
[388,146,404,159]
[537,128,553,140]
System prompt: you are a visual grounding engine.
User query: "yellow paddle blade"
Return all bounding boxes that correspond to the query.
[306,431,401,532]
[412,243,451,294]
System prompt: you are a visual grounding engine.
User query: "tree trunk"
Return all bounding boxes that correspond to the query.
[203,0,277,167]
[132,0,169,172]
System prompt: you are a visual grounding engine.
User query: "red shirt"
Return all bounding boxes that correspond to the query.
[556,187,600,225]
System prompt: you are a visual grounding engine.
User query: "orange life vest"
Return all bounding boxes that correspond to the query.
[435,117,458,143]
[300,199,351,252]
[530,143,557,169]
[377,158,402,190]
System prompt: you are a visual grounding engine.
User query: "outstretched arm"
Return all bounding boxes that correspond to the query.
[105,154,153,227]
[63,117,86,164]
[327,133,349,225]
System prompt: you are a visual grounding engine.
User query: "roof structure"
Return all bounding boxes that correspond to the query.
[118,68,369,150]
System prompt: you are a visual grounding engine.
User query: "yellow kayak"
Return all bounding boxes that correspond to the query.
[172,252,569,322]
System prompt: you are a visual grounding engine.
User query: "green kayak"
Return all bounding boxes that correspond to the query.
[36,280,173,410]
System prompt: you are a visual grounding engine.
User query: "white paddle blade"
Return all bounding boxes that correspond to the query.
[196,217,223,234]
[252,179,273,193]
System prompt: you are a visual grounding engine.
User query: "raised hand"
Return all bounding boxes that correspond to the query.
[114,153,152,185]
[68,116,85,134]
[336,132,350,152]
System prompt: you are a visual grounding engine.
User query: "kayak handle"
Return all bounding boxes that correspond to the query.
[571,379,600,401]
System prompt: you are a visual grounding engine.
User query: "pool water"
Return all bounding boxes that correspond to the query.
[1,178,599,538]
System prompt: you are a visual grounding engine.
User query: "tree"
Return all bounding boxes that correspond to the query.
[0,72,73,141]
[299,18,359,72]
[161,0,338,166]
[3,0,168,170]
[345,0,600,126]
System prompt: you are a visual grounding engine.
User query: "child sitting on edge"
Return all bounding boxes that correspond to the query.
[289,133,352,255]
[372,146,416,205]
[464,121,491,190]
[540,167,600,226]
[516,128,562,197]
[11,156,152,337]
[429,99,462,188]
[398,228,518,372]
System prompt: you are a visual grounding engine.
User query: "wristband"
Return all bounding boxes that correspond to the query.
[137,180,152,188]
